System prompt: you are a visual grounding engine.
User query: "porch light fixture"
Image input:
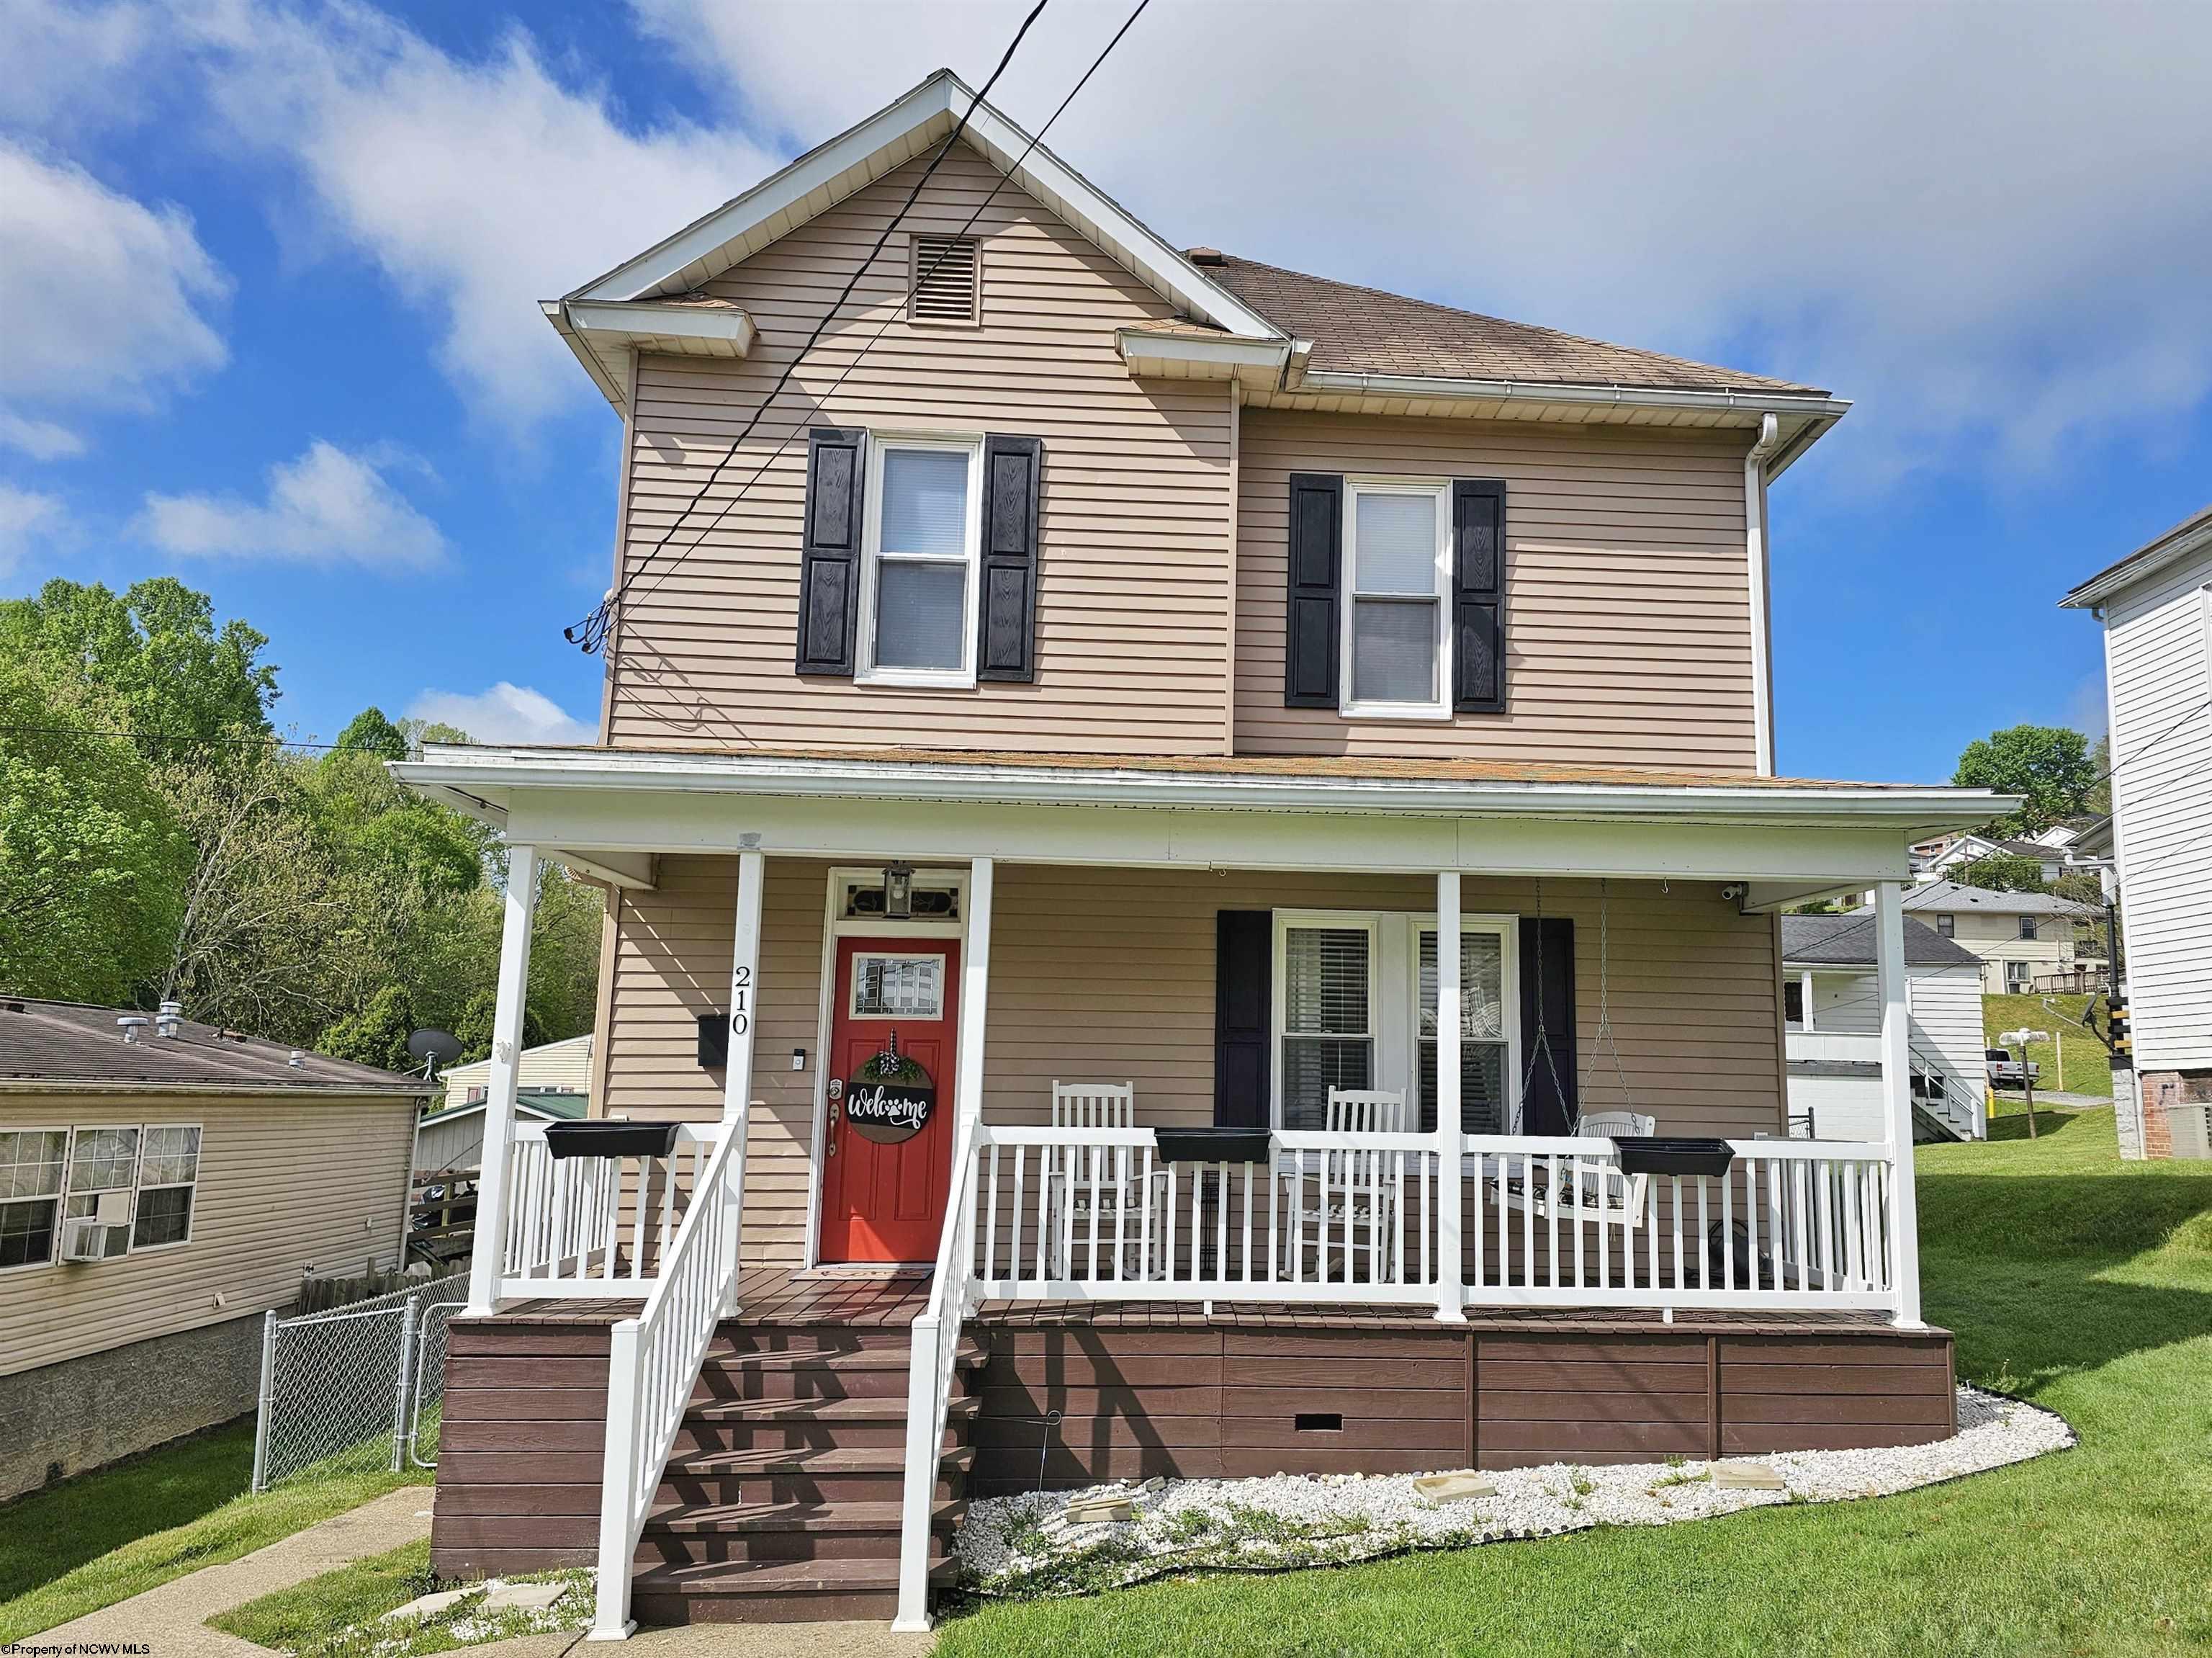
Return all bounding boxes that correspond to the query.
[883,861,915,920]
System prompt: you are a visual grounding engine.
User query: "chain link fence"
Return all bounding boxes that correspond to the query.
[251,1270,468,1491]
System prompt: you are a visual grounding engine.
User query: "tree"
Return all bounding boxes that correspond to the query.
[1952,725,2098,835]
[0,577,278,745]
[0,660,190,1002]
[2084,735,2112,817]
[318,983,420,1072]
[1952,853,2050,894]
[332,706,408,761]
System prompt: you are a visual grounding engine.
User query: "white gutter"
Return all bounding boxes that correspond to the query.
[1298,369,1848,424]
[1745,413,1786,776]
[395,745,2010,833]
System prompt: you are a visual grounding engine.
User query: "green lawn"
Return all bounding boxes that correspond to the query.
[938,1106,2212,1657]
[1981,992,2113,1098]
[0,1417,431,1642]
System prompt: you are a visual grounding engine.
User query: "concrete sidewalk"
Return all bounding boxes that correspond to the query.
[31,1485,433,1658]
[467,1623,932,1658]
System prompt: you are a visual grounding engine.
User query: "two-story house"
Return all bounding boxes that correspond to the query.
[396,73,2004,1635]
[2063,503,2212,1158]
[1900,879,2096,994]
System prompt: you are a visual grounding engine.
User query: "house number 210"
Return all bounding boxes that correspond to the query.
[729,964,752,1036]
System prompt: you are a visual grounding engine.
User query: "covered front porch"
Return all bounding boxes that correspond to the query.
[395,743,2002,1633]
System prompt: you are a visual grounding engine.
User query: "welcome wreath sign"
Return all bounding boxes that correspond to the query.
[843,1031,937,1144]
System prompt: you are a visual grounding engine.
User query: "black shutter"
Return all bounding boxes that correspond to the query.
[794,427,866,676]
[1214,910,1272,1127]
[1284,473,1342,707]
[1517,916,1577,1135]
[1453,479,1506,712]
[976,434,1043,682]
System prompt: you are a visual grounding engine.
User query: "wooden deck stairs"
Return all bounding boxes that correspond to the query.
[629,1319,983,1624]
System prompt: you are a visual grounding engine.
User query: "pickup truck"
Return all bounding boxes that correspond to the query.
[1986,1048,2043,1088]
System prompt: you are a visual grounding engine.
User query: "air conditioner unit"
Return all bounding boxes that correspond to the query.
[61,1217,130,1262]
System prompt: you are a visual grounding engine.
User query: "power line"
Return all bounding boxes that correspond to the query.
[565,0,1055,656]
[616,0,1154,629]
[0,722,347,753]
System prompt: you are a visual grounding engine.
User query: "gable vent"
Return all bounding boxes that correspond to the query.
[909,236,980,326]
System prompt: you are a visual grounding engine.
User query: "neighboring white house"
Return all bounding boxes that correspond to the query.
[2063,501,2212,1160]
[1781,913,1988,1142]
[1899,881,2098,994]
[413,1088,589,1172]
[436,1033,593,1114]
[1914,825,2106,887]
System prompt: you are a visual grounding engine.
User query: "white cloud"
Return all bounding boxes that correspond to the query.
[189,0,776,424]
[138,439,445,568]
[0,483,66,578]
[633,0,2212,478]
[0,2,158,138]
[405,683,594,746]
[0,139,228,458]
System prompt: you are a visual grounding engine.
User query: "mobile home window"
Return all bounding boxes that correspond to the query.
[0,1129,67,1269]
[132,1125,200,1249]
[65,1126,139,1225]
[1343,480,1451,717]
[860,437,981,684]
[1416,924,1514,1133]
[1277,922,1375,1129]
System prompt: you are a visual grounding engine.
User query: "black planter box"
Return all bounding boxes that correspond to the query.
[1609,1136,1736,1178]
[544,1120,681,1161]
[1153,1126,1274,1165]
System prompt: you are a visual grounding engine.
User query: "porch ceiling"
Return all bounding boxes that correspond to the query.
[393,745,2008,894]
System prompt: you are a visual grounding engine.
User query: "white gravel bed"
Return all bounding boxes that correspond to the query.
[955,1384,2072,1599]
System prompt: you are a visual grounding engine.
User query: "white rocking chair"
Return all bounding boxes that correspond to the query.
[1283,1088,1409,1283]
[1046,1081,1161,1279]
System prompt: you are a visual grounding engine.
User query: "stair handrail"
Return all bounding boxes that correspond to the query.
[891,1112,981,1633]
[588,1125,746,1641]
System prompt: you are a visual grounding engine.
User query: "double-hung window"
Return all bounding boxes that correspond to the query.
[1416,923,1515,1134]
[860,435,983,685]
[1343,479,1451,717]
[132,1125,201,1248]
[2018,915,2039,941]
[0,1129,67,1270]
[1277,920,1376,1129]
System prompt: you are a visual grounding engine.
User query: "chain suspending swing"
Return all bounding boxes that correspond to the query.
[1514,877,1638,1133]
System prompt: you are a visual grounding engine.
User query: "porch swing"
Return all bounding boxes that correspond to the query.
[1491,879,1654,1234]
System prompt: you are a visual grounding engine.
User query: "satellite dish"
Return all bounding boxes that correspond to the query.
[408,1029,465,1075]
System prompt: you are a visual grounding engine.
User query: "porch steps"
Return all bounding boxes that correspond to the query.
[630,1319,984,1626]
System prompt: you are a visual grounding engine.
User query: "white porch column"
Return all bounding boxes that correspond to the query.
[1876,880,1925,1328]
[956,859,994,1124]
[1434,871,1466,1321]
[466,844,539,1317]
[1799,970,1816,1032]
[718,850,765,1312]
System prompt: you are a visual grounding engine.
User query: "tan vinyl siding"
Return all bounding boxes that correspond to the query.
[1234,409,1758,768]
[440,1034,594,1112]
[606,141,1235,756]
[0,1093,416,1376]
[598,856,1785,1266]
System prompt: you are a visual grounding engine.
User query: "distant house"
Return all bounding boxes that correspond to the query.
[414,1088,589,1172]
[1782,914,1987,1141]
[436,1032,593,1114]
[1900,880,2099,994]
[1916,827,2103,887]
[0,997,431,1497]
[2062,501,2212,1159]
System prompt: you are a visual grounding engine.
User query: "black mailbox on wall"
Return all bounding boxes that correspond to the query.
[697,1012,728,1070]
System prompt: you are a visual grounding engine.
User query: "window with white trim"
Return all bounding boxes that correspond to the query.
[1342,479,1451,717]
[132,1125,200,1248]
[1416,923,1514,1134]
[859,436,982,685]
[0,1129,67,1270]
[1277,920,1376,1129]
[65,1126,139,1226]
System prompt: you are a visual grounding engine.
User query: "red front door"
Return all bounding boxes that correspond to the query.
[818,936,960,1263]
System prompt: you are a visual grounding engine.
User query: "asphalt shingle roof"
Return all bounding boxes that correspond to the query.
[0,998,435,1093]
[1781,914,1982,970]
[1202,254,1827,397]
[1902,881,2096,918]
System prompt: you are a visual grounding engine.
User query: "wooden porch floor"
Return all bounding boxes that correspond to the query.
[498,1266,1930,1338]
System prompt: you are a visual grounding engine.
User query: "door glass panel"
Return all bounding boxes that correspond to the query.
[851,954,945,1019]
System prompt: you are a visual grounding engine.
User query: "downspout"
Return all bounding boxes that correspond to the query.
[1745,413,1786,776]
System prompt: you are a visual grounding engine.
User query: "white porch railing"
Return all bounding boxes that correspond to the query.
[588,1126,746,1641]
[891,1113,984,1633]
[498,1122,721,1300]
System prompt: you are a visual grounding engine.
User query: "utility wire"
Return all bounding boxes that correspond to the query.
[617,0,1154,629]
[565,0,1055,656]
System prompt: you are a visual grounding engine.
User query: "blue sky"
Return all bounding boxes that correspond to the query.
[5,0,2210,778]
